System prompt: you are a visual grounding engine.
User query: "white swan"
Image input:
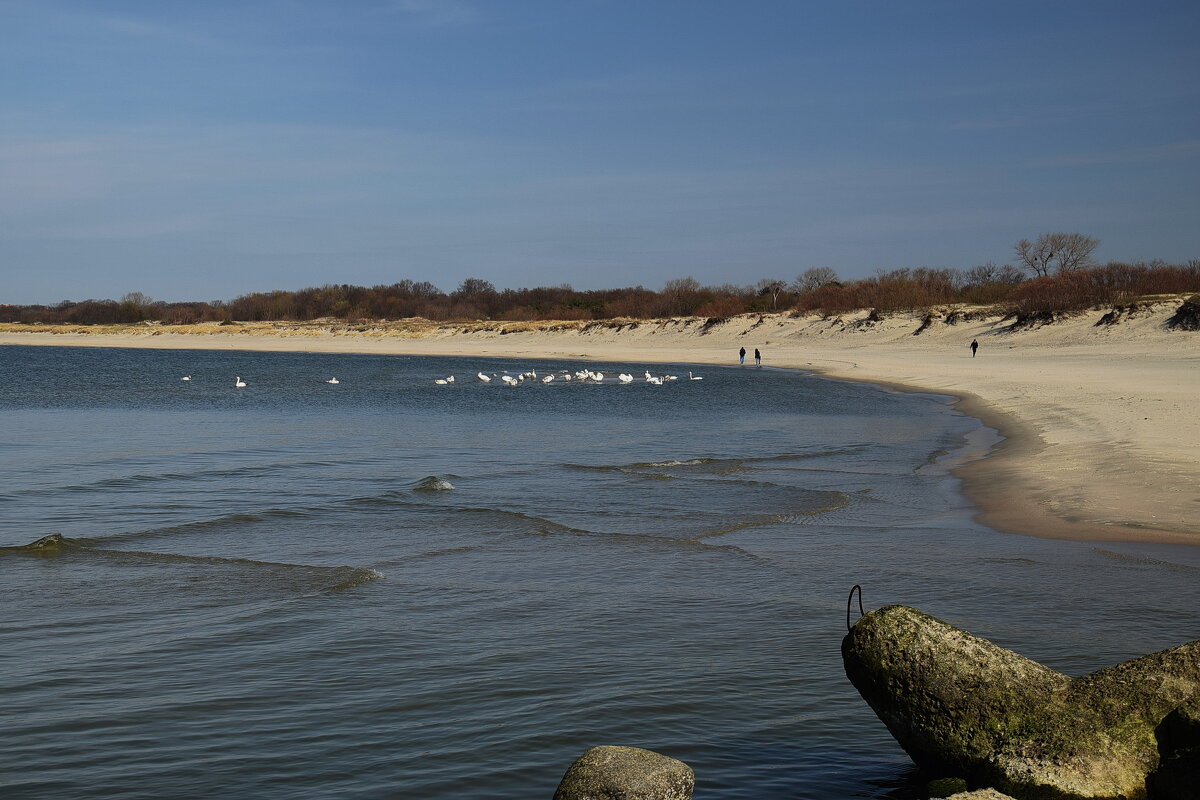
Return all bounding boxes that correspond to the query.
[434,378,448,385]
[326,378,339,384]
[446,375,455,383]
[689,371,703,380]
[478,372,491,382]
[235,377,246,388]
[181,375,191,381]
[542,374,555,383]
[618,373,633,383]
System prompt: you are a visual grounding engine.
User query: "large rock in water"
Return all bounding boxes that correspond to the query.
[842,605,1200,799]
[553,746,694,800]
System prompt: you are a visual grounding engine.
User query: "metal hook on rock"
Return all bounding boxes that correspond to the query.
[846,584,865,632]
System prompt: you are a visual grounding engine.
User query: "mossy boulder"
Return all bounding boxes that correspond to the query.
[553,746,694,800]
[842,605,1200,799]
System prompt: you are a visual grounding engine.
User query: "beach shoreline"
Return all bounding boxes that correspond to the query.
[3,304,1197,545]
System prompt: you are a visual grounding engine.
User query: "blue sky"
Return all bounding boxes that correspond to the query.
[2,0,1198,304]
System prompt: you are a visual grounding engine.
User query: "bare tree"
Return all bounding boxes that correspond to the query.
[792,267,839,293]
[964,262,1024,286]
[662,276,701,295]
[452,277,497,297]
[1014,233,1100,276]
[755,277,787,309]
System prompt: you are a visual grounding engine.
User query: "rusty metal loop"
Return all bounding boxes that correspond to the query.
[846,584,864,631]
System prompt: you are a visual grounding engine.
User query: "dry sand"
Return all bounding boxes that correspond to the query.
[3,301,1197,545]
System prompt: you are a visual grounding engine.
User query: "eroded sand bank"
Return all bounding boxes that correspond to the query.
[3,302,1197,544]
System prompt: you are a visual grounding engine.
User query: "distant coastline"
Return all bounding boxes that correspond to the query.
[4,301,1198,545]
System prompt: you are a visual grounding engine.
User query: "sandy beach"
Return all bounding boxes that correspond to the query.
[3,301,1197,545]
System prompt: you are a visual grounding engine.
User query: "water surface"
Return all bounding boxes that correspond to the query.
[2,345,1197,798]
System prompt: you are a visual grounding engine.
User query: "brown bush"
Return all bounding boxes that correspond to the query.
[694,297,747,317]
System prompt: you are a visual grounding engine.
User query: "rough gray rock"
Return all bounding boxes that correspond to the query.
[947,791,1018,800]
[553,746,694,800]
[842,605,1200,799]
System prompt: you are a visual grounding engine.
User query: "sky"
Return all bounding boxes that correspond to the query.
[2,0,1198,304]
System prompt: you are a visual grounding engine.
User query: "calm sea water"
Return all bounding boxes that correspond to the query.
[2,344,1199,799]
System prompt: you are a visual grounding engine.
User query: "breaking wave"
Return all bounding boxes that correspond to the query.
[414,475,456,491]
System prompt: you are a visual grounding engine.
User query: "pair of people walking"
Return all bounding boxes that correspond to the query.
[738,347,761,366]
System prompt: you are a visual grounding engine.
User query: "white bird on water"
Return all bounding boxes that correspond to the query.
[689,371,703,380]
[235,377,247,388]
[478,372,491,382]
[326,378,339,384]
[181,375,191,381]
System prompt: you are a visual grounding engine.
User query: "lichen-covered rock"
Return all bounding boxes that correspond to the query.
[928,776,969,796]
[842,605,1200,799]
[553,746,694,800]
[947,791,1019,800]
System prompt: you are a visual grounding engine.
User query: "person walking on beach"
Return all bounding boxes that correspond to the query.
[754,348,761,366]
[970,339,978,358]
[739,347,746,365]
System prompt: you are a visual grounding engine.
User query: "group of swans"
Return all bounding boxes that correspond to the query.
[182,368,702,389]
[434,368,704,385]
[181,375,340,388]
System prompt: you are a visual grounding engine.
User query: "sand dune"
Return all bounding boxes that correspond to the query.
[3,300,1197,544]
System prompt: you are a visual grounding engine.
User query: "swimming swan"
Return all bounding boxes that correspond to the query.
[235,377,247,387]
[326,378,340,384]
[689,372,703,380]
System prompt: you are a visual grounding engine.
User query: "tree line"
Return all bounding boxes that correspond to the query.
[3,234,1198,325]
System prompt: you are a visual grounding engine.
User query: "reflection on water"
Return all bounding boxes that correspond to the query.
[1,345,1198,799]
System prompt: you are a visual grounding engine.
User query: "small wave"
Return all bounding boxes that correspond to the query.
[345,490,418,508]
[1093,548,1200,572]
[451,506,590,535]
[321,567,385,593]
[633,458,720,468]
[413,475,455,491]
[1,534,383,594]
[0,459,371,500]
[70,507,320,546]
